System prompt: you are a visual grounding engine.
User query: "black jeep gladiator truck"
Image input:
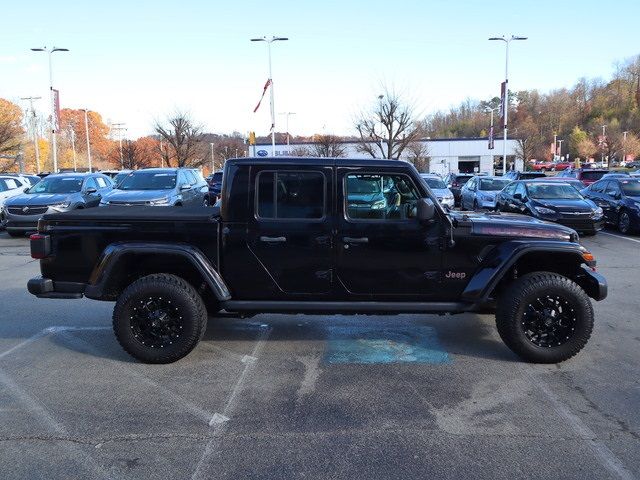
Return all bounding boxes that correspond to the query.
[27,157,607,364]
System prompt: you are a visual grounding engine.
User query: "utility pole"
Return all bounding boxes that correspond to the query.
[601,124,607,165]
[70,127,77,171]
[21,96,42,173]
[489,35,527,174]
[82,109,92,172]
[111,122,126,168]
[622,131,628,165]
[210,143,215,173]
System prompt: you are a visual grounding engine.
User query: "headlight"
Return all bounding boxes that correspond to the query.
[534,206,556,215]
[148,198,171,206]
[50,202,71,211]
[371,199,386,210]
[592,207,604,218]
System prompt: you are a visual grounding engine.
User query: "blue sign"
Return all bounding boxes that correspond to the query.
[257,149,268,157]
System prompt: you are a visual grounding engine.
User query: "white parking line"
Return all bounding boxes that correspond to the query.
[190,324,271,480]
[0,326,111,361]
[523,368,636,480]
[599,231,640,244]
[0,368,120,480]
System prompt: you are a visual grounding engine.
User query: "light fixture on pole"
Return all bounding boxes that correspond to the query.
[279,112,296,154]
[488,35,527,174]
[20,96,42,174]
[30,46,69,173]
[82,109,92,172]
[251,35,289,157]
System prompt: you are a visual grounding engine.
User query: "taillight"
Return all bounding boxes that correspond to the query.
[30,234,51,259]
[452,182,460,188]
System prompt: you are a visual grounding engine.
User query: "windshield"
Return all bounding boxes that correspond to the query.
[581,171,607,181]
[347,175,382,194]
[27,177,83,194]
[114,172,131,186]
[621,180,640,196]
[527,183,583,199]
[422,177,447,189]
[118,172,177,190]
[479,178,510,191]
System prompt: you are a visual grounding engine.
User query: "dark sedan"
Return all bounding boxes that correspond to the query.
[496,180,604,235]
[581,178,640,234]
[206,171,223,204]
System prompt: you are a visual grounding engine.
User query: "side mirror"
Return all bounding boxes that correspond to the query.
[24,187,30,193]
[417,198,436,222]
[85,187,97,194]
[180,184,192,191]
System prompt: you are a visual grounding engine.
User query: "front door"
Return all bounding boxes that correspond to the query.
[335,168,443,298]
[247,165,333,295]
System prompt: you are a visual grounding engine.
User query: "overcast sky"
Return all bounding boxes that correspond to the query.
[1,0,639,139]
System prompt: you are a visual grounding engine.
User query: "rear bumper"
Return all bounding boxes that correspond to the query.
[27,277,85,299]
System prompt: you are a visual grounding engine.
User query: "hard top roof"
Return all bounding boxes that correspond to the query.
[227,157,417,169]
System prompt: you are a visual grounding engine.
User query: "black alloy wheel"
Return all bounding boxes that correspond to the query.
[618,210,631,234]
[521,296,577,348]
[129,296,184,349]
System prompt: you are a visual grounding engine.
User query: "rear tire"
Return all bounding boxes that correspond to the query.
[113,273,207,363]
[618,210,632,234]
[496,272,594,363]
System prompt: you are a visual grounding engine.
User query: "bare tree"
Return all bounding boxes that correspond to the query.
[154,112,205,167]
[354,89,422,159]
[309,134,346,157]
[289,145,311,157]
[405,141,430,172]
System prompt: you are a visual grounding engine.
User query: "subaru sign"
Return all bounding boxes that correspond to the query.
[257,149,268,157]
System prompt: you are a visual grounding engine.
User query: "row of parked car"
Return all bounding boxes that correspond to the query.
[0,167,219,237]
[447,168,640,236]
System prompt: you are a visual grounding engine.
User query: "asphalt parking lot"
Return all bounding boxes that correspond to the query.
[0,229,638,480]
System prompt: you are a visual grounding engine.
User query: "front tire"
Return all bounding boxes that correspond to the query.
[496,272,594,363]
[113,273,207,363]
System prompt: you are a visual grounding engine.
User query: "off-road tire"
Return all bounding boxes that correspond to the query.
[113,273,207,363]
[496,272,594,363]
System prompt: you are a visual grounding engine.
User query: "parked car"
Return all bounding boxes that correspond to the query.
[99,168,208,207]
[0,175,31,228]
[0,173,41,186]
[495,180,604,235]
[460,176,511,210]
[526,177,586,192]
[28,156,607,364]
[4,172,113,237]
[625,160,640,169]
[420,174,454,209]
[600,172,631,180]
[503,171,547,181]
[581,178,640,234]
[556,168,609,186]
[206,171,223,204]
[443,173,474,207]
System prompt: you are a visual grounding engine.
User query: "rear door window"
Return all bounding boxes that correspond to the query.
[256,171,325,220]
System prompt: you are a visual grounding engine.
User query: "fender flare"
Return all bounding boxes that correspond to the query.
[461,240,588,302]
[84,242,231,301]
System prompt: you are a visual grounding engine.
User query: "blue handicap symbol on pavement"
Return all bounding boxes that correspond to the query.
[324,325,451,364]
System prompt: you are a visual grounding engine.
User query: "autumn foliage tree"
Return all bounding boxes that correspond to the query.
[0,98,24,171]
[58,109,113,170]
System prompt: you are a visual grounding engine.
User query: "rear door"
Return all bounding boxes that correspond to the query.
[247,165,333,295]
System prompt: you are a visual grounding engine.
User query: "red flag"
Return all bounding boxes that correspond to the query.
[253,79,272,113]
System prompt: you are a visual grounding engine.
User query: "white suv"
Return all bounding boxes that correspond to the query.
[0,176,30,228]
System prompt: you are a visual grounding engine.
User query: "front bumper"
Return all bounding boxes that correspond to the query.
[27,276,85,299]
[477,198,497,209]
[575,266,607,301]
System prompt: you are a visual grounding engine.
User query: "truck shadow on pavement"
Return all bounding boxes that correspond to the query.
[41,313,517,364]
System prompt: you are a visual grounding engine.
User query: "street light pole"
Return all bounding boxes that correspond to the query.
[623,131,628,165]
[31,46,69,173]
[83,109,92,172]
[601,124,607,165]
[251,36,289,157]
[557,139,564,159]
[70,127,77,171]
[489,35,527,174]
[279,112,296,154]
[111,122,126,168]
[210,142,215,173]
[21,96,42,173]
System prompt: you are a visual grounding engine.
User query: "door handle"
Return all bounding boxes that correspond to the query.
[260,236,286,243]
[343,236,368,243]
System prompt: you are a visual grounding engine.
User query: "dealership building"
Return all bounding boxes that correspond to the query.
[252,137,522,175]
